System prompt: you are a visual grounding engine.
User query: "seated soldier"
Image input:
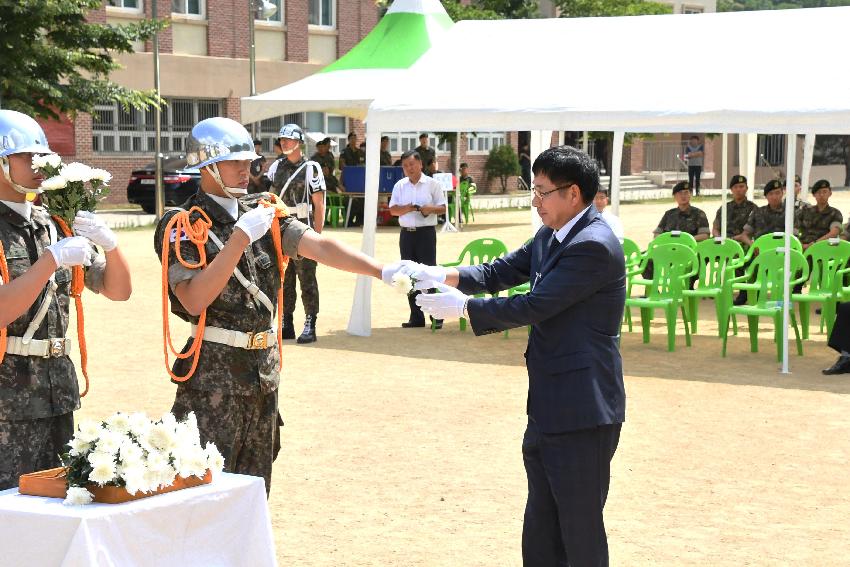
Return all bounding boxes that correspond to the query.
[796,179,842,250]
[712,175,755,246]
[310,138,339,193]
[742,179,787,246]
[653,181,709,241]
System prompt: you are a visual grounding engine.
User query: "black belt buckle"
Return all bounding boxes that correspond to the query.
[403,227,417,232]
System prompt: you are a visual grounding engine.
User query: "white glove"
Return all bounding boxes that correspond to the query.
[380,260,418,286]
[72,211,118,252]
[415,282,469,320]
[234,206,275,244]
[409,264,448,291]
[46,236,93,269]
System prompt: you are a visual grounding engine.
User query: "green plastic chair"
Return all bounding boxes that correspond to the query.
[623,243,698,352]
[325,193,346,228]
[721,248,808,362]
[435,237,508,332]
[792,239,850,339]
[621,238,643,332]
[630,231,698,291]
[735,232,802,267]
[682,238,745,335]
[448,180,476,224]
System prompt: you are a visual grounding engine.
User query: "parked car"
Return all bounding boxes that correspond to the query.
[126,154,201,214]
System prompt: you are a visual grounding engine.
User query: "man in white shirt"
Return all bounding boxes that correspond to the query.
[389,149,447,328]
[594,188,624,243]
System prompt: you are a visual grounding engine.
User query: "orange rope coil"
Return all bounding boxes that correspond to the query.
[0,242,9,366]
[160,198,289,383]
[51,216,90,397]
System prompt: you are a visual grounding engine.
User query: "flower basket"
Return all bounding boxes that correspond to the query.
[19,467,212,504]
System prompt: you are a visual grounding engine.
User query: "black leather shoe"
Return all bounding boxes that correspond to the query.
[297,314,317,344]
[401,320,426,328]
[282,314,295,340]
[822,355,850,375]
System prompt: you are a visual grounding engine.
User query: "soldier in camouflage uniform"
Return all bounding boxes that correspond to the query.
[712,175,756,245]
[272,124,326,344]
[310,137,339,193]
[339,132,365,172]
[796,179,842,249]
[380,135,393,166]
[652,181,710,241]
[0,110,132,490]
[742,179,789,245]
[156,118,393,493]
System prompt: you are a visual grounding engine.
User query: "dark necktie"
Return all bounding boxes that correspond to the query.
[547,233,561,262]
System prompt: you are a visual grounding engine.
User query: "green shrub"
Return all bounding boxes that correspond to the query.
[484,145,521,192]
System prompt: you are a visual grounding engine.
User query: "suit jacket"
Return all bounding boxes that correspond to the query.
[458,206,626,434]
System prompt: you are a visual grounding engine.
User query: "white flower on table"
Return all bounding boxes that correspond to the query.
[68,436,91,457]
[118,439,144,466]
[63,486,93,506]
[88,455,117,486]
[75,419,104,443]
[105,412,131,435]
[205,442,225,475]
[94,430,123,456]
[148,422,178,453]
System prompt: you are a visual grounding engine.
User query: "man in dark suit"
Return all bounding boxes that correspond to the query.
[411,145,626,566]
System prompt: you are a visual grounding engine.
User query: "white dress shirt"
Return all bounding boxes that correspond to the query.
[389,174,446,228]
[0,199,33,221]
[553,205,593,243]
[207,193,239,220]
[600,209,625,243]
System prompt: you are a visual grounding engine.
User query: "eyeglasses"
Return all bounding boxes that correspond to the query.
[532,182,575,200]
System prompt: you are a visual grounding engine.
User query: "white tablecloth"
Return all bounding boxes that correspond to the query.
[0,472,276,567]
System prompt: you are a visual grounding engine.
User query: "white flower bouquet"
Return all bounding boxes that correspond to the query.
[32,155,111,227]
[391,272,418,295]
[60,411,224,506]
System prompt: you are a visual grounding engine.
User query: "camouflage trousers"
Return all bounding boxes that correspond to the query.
[171,386,282,496]
[283,256,319,316]
[0,412,74,490]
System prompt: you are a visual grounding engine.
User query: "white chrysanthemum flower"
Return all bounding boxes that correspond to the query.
[63,486,93,506]
[87,450,116,468]
[45,153,62,168]
[59,162,93,183]
[122,463,149,495]
[392,272,413,294]
[40,175,68,191]
[88,168,112,183]
[31,154,48,169]
[184,412,200,440]
[94,430,122,456]
[105,412,131,435]
[68,436,91,457]
[127,412,151,438]
[148,422,178,453]
[143,468,162,492]
[176,446,208,479]
[76,419,104,443]
[158,464,177,488]
[160,412,178,430]
[118,439,144,465]
[205,442,225,475]
[89,460,117,486]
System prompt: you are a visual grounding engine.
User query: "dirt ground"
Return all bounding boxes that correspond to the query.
[70,192,850,566]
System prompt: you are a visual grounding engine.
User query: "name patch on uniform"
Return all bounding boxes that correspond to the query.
[169,228,191,243]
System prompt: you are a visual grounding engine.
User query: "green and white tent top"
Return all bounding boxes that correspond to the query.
[240,0,453,122]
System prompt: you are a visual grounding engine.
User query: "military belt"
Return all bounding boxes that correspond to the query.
[190,325,276,350]
[5,336,72,358]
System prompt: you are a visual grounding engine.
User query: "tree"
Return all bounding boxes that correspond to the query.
[717,0,846,12]
[485,145,522,192]
[554,0,672,17]
[0,0,166,120]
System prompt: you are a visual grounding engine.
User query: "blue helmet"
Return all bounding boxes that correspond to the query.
[186,117,259,169]
[0,110,54,158]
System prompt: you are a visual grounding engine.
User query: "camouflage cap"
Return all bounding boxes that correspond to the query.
[672,181,690,195]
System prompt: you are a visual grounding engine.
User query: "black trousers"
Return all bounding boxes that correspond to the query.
[828,301,850,354]
[522,420,622,567]
[399,226,436,324]
[688,165,702,194]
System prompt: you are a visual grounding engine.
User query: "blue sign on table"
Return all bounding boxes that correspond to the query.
[340,166,404,193]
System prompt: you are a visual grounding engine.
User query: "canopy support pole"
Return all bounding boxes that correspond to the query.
[801,134,816,201]
[346,117,382,336]
[529,130,553,234]
[781,133,798,374]
[720,133,729,241]
[611,131,625,217]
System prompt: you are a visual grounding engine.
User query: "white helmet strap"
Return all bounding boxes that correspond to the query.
[206,162,247,199]
[0,156,40,196]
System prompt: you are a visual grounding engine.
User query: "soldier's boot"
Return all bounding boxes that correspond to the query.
[282,314,296,340]
[297,314,317,344]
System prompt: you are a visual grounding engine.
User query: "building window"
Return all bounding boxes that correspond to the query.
[466,132,507,154]
[107,0,142,10]
[256,112,347,153]
[681,6,703,13]
[258,0,283,22]
[172,0,204,17]
[92,98,222,154]
[757,134,786,167]
[309,0,335,28]
[382,133,449,155]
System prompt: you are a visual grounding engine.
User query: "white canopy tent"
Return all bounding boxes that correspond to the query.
[348,7,850,374]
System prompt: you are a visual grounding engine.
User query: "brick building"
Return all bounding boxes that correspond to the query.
[39,0,527,206]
